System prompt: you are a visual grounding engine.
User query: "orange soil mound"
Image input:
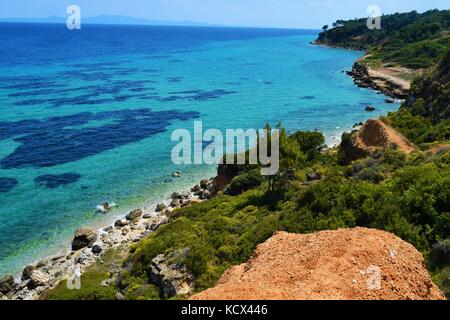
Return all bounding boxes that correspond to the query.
[357,119,414,154]
[191,228,445,300]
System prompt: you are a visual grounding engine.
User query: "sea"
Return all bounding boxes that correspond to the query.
[0,23,400,276]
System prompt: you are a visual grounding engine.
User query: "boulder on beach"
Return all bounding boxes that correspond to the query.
[163,207,174,217]
[92,244,103,254]
[171,192,182,199]
[114,219,129,228]
[0,275,15,294]
[155,202,167,212]
[29,270,49,287]
[71,227,98,251]
[200,179,209,189]
[21,265,35,281]
[126,209,142,221]
[199,189,211,200]
[170,199,181,208]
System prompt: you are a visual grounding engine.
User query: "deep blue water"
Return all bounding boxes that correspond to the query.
[0,23,399,276]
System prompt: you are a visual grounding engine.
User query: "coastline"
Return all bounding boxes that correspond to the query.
[1,42,407,301]
[1,176,217,300]
[314,40,412,99]
[1,128,371,300]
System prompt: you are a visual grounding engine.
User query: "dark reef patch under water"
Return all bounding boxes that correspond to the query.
[159,89,237,102]
[34,173,82,188]
[0,108,199,169]
[167,77,183,83]
[3,74,159,107]
[0,177,18,193]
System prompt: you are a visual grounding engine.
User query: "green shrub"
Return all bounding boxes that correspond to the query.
[225,169,264,196]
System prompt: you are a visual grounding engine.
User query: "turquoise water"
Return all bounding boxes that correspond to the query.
[0,24,399,276]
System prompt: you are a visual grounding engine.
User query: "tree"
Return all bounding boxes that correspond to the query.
[322,25,329,31]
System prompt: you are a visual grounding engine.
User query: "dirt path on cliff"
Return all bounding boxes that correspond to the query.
[429,143,450,154]
[356,119,415,154]
[356,55,415,92]
[368,66,412,91]
[378,121,415,153]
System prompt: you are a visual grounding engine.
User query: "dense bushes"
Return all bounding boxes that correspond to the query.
[47,129,450,299]
[125,134,450,297]
[385,47,450,146]
[225,169,264,196]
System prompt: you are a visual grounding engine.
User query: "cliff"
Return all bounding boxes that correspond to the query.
[347,56,412,99]
[339,119,414,163]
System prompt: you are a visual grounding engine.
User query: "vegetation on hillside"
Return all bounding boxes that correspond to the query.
[317,10,450,69]
[123,10,450,299]
[46,10,450,300]
[317,9,450,69]
[123,130,450,298]
[319,9,450,147]
[384,49,450,147]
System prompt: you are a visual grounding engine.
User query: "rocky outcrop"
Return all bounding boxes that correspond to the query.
[347,58,411,99]
[21,266,35,281]
[339,119,414,163]
[0,275,15,295]
[71,228,98,251]
[191,228,445,300]
[126,209,142,221]
[149,248,194,298]
[155,203,167,212]
[29,270,50,288]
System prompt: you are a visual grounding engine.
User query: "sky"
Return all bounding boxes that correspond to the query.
[0,0,448,29]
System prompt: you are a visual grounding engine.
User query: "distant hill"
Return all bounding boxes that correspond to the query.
[0,15,218,27]
[316,9,450,69]
[316,9,450,144]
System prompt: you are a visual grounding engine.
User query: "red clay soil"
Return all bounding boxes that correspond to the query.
[429,143,450,154]
[357,119,414,154]
[191,228,445,300]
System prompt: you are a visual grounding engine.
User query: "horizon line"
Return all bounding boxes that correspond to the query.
[0,15,322,30]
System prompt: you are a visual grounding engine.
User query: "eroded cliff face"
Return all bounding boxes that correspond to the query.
[191,228,445,300]
[339,119,414,163]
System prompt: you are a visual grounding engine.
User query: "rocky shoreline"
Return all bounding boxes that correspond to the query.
[314,40,411,99]
[0,177,220,300]
[346,59,410,99]
[0,42,415,301]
